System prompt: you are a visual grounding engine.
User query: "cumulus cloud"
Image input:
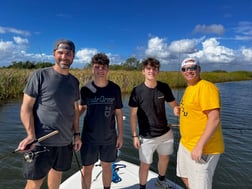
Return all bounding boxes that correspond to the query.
[76,48,98,64]
[0,40,15,52]
[169,38,202,53]
[241,48,252,61]
[0,37,30,64]
[0,36,54,66]
[0,24,252,71]
[75,49,123,65]
[145,37,172,63]
[144,36,252,70]
[13,36,29,45]
[195,38,235,63]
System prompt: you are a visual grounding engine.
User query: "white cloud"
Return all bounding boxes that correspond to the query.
[197,38,235,63]
[75,48,98,64]
[234,35,252,41]
[74,50,123,67]
[144,36,252,70]
[169,38,201,53]
[13,36,29,45]
[0,26,30,36]
[241,48,252,61]
[0,36,54,66]
[0,25,251,71]
[193,24,225,35]
[234,21,252,36]
[145,37,171,59]
[0,38,30,65]
[0,40,15,52]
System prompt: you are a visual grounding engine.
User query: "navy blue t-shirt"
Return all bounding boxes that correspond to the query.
[80,81,123,145]
[128,81,175,138]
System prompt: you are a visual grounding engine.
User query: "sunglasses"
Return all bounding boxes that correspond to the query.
[181,65,198,72]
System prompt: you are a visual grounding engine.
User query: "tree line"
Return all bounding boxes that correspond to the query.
[2,57,142,70]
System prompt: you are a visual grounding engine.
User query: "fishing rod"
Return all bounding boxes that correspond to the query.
[168,123,180,127]
[73,149,88,189]
[0,130,59,161]
[13,130,59,153]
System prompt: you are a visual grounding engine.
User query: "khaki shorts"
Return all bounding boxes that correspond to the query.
[139,130,174,164]
[176,143,220,189]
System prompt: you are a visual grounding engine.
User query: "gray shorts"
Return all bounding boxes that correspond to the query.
[81,143,117,166]
[139,130,174,164]
[176,143,220,189]
[23,144,73,180]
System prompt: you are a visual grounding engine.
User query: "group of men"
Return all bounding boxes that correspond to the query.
[17,39,224,189]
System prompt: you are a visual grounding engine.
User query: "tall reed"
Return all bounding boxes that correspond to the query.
[0,68,251,102]
[0,69,31,101]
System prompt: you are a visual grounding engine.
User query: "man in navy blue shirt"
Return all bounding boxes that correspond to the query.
[79,53,124,189]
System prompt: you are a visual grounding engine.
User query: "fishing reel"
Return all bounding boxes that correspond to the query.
[24,147,49,163]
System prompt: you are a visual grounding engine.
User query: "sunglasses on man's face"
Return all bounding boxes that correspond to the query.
[181,65,198,72]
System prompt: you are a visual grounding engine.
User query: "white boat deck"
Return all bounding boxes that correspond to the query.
[60,160,184,189]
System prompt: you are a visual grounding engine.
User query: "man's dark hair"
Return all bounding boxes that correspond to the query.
[91,53,110,66]
[142,57,160,70]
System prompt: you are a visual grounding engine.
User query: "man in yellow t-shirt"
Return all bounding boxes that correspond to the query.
[175,57,224,189]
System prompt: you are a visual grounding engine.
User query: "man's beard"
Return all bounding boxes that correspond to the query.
[57,60,72,69]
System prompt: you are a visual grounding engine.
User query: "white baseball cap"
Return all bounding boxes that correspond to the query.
[181,57,200,67]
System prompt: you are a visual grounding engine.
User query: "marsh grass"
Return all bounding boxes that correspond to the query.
[0,69,30,101]
[0,68,251,102]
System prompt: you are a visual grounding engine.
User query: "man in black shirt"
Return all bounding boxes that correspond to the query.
[129,57,178,189]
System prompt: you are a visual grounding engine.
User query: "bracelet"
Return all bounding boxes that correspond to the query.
[74,132,80,136]
[132,135,138,138]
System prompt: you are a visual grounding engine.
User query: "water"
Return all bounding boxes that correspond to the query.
[0,80,251,189]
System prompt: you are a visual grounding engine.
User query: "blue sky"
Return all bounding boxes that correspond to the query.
[0,0,252,71]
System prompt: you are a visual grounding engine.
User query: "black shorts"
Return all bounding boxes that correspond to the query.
[23,144,73,180]
[80,143,117,166]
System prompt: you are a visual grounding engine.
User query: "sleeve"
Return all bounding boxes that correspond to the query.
[79,86,87,106]
[115,85,123,109]
[200,83,220,111]
[74,78,80,101]
[23,70,40,98]
[128,87,138,107]
[164,83,175,102]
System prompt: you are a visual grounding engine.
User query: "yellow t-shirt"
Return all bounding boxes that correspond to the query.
[180,80,224,154]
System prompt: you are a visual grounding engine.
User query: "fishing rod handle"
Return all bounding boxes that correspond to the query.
[13,130,59,153]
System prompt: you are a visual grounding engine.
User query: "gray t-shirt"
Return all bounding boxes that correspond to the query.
[23,67,79,146]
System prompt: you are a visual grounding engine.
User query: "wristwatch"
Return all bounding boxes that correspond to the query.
[73,132,80,136]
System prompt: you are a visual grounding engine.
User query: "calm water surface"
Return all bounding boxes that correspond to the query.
[0,80,251,189]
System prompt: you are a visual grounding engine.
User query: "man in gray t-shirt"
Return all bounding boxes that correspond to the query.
[16,39,82,189]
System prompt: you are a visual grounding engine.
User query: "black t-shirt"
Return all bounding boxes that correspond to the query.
[128,81,175,138]
[80,81,123,145]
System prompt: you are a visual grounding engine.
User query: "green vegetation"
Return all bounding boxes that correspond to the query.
[0,69,31,101]
[5,61,54,69]
[1,59,252,102]
[1,68,252,103]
